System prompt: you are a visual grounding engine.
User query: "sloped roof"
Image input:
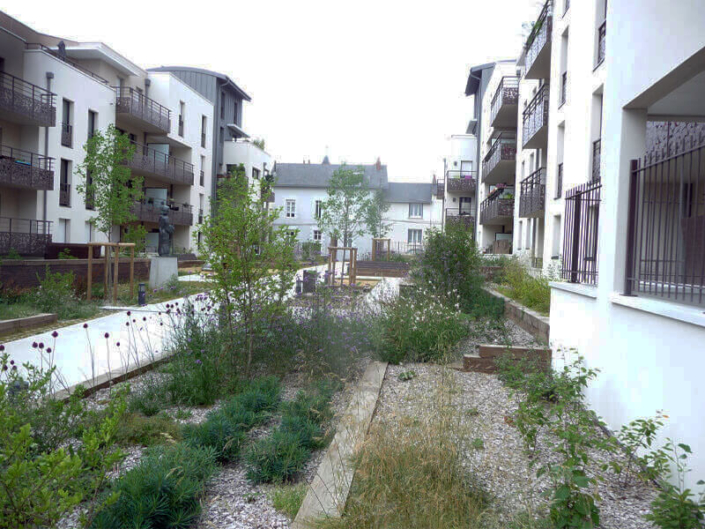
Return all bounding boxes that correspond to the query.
[385,182,432,203]
[273,163,388,189]
[147,66,252,101]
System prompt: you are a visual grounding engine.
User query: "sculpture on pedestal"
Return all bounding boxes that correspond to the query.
[158,205,174,256]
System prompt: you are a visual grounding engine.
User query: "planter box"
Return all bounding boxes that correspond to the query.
[482,286,550,343]
[0,313,57,334]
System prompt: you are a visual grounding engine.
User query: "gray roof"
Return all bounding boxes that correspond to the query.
[385,182,432,203]
[273,163,388,189]
[148,66,252,101]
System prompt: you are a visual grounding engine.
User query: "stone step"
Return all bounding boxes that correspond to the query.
[462,353,497,374]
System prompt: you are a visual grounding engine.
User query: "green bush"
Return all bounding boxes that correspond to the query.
[113,413,182,447]
[183,410,247,462]
[495,258,551,315]
[0,354,126,529]
[29,269,99,320]
[91,443,217,529]
[245,429,311,484]
[128,383,168,417]
[271,483,308,520]
[374,287,469,364]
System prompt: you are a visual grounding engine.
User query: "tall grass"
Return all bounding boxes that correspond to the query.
[495,258,551,315]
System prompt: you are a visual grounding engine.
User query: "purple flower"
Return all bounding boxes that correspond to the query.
[51,331,58,338]
[83,323,89,329]
[127,311,131,316]
[46,347,52,353]
[32,342,38,349]
[104,332,110,339]
[116,342,121,347]
[0,345,4,351]
[195,359,202,365]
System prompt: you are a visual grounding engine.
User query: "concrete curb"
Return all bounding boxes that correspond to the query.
[292,360,388,528]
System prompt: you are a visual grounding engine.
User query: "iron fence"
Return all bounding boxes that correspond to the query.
[445,208,475,231]
[446,170,477,193]
[562,179,602,285]
[481,192,514,225]
[625,137,705,305]
[115,86,171,132]
[126,141,194,185]
[0,217,52,256]
[520,167,546,217]
[490,76,519,126]
[483,132,517,182]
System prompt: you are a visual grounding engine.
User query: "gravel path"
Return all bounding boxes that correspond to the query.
[375,358,658,528]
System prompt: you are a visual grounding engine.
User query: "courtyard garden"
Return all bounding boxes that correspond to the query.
[1,178,703,529]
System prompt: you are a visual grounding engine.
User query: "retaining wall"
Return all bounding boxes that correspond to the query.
[483,287,550,343]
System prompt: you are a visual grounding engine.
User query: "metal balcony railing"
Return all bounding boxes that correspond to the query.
[524,0,553,77]
[483,132,517,183]
[126,141,194,185]
[61,122,73,147]
[596,21,606,67]
[519,167,546,217]
[0,144,54,190]
[445,208,475,230]
[131,199,194,226]
[59,182,71,207]
[435,179,445,199]
[0,217,52,257]
[560,72,568,107]
[555,163,563,199]
[522,85,550,148]
[446,170,476,194]
[480,191,514,225]
[490,76,519,127]
[592,139,602,182]
[562,178,602,285]
[0,71,56,127]
[115,87,171,133]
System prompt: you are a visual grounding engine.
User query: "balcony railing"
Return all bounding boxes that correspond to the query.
[0,144,54,190]
[562,179,602,285]
[625,139,705,305]
[126,141,195,185]
[60,183,71,207]
[0,217,52,257]
[0,71,56,127]
[483,132,517,184]
[592,139,601,181]
[445,208,475,230]
[560,72,568,107]
[522,85,550,149]
[596,21,606,68]
[446,170,476,194]
[524,0,553,79]
[131,199,194,226]
[519,167,546,218]
[61,122,73,147]
[555,163,563,199]
[490,77,519,127]
[435,179,445,199]
[115,87,171,134]
[480,191,514,225]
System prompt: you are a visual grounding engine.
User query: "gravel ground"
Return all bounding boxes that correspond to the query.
[375,348,658,528]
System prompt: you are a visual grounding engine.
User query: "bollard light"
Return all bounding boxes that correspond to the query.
[295,278,303,295]
[138,282,147,306]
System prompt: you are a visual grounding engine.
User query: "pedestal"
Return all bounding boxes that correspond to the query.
[149,256,178,289]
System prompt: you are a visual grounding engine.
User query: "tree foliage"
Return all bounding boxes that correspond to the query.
[197,174,297,374]
[365,190,391,238]
[76,124,144,242]
[317,165,376,247]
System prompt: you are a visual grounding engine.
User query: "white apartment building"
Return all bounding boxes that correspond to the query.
[0,12,260,257]
[462,0,705,486]
[271,159,441,256]
[436,134,478,237]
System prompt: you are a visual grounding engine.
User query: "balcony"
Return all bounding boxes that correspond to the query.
[555,163,563,199]
[0,145,54,191]
[60,183,71,207]
[115,87,171,134]
[0,217,52,257]
[480,189,514,226]
[126,142,195,185]
[596,21,606,68]
[445,208,474,230]
[592,139,601,182]
[524,0,553,80]
[0,71,56,127]
[519,167,546,218]
[435,179,445,199]
[560,72,568,107]
[482,132,517,185]
[490,77,519,128]
[445,170,476,194]
[61,122,73,148]
[131,199,193,226]
[522,85,550,149]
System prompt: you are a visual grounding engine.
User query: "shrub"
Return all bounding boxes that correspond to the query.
[495,258,551,315]
[245,429,311,484]
[128,383,168,417]
[0,353,126,529]
[113,413,181,447]
[183,410,247,462]
[374,287,469,364]
[28,269,99,320]
[91,443,217,529]
[271,483,308,520]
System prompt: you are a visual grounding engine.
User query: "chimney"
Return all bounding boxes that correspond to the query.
[375,157,382,170]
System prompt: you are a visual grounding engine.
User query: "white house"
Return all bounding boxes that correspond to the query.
[436,134,478,237]
[271,158,441,256]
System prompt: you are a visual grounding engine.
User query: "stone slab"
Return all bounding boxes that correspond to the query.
[149,256,178,289]
[292,360,388,528]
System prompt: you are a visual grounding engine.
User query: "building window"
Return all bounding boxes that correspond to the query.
[233,101,238,124]
[220,94,225,120]
[408,229,422,244]
[460,160,473,177]
[88,110,97,139]
[408,203,423,218]
[286,199,296,218]
[178,101,185,137]
[315,200,323,219]
[219,126,224,144]
[287,230,297,240]
[61,99,73,148]
[201,116,207,147]
[60,159,71,207]
[313,230,322,242]
[252,167,260,180]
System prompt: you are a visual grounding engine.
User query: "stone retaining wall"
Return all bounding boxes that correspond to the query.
[483,287,550,343]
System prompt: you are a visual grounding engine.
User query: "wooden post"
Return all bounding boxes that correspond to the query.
[113,244,120,305]
[104,245,109,300]
[371,239,377,262]
[87,246,93,301]
[129,245,135,300]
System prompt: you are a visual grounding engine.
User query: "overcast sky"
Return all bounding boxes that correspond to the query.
[4,0,537,182]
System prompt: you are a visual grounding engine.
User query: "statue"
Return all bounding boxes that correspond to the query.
[158,205,174,256]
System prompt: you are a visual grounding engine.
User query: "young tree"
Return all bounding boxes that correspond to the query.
[197,174,296,375]
[76,124,144,243]
[318,165,376,247]
[365,189,391,238]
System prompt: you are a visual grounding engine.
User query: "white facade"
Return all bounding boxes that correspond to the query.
[385,198,442,252]
[441,134,478,238]
[222,138,272,192]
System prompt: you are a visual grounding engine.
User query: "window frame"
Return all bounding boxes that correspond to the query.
[408,228,422,244]
[408,203,423,219]
[285,199,296,218]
